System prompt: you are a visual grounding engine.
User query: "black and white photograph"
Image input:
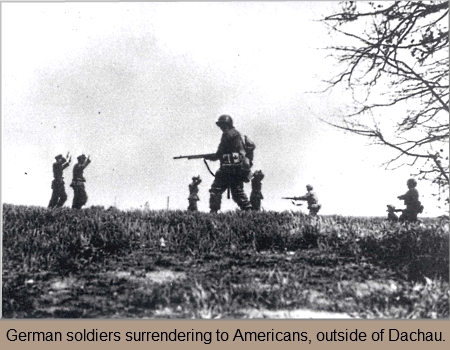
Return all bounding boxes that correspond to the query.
[2,1,449,319]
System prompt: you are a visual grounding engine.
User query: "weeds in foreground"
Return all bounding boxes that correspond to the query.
[2,204,449,318]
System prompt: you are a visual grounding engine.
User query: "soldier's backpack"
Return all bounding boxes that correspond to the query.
[418,203,424,214]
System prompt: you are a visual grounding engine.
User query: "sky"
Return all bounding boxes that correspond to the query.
[2,1,446,217]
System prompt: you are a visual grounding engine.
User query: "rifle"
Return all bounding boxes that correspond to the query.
[282,197,303,206]
[174,153,217,178]
[388,208,404,213]
[386,205,403,213]
[173,153,216,160]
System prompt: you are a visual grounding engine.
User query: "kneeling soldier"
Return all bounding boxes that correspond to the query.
[397,178,423,222]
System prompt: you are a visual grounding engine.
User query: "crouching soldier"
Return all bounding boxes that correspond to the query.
[188,176,202,211]
[71,154,91,209]
[48,153,71,208]
[397,178,423,222]
[296,184,322,216]
[386,205,402,222]
[250,170,264,211]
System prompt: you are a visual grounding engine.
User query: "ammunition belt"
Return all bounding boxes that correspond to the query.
[221,152,242,166]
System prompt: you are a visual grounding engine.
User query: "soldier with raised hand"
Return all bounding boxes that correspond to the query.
[208,115,252,213]
[48,153,71,208]
[71,154,91,209]
[250,170,265,211]
[188,175,202,211]
[386,205,401,222]
[397,178,423,222]
[296,184,322,216]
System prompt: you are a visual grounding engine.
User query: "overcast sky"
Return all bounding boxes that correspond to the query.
[2,2,444,216]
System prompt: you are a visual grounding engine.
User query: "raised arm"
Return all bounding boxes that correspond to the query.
[62,156,72,170]
[82,156,91,169]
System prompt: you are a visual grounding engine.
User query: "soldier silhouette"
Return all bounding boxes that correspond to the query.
[250,170,264,211]
[48,153,71,208]
[397,178,423,222]
[295,184,322,216]
[188,176,202,211]
[70,154,91,209]
[207,115,253,213]
[386,204,401,222]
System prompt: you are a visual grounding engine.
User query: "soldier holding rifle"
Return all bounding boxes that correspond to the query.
[283,184,321,216]
[207,115,252,213]
[48,153,71,208]
[397,178,423,222]
[174,115,252,213]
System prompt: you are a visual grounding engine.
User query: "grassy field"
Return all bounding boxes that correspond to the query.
[2,203,449,318]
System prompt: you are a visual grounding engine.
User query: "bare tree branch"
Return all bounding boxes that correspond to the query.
[320,1,449,204]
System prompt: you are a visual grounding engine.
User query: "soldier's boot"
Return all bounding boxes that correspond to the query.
[79,190,88,208]
[72,188,83,209]
[251,199,261,211]
[231,185,252,211]
[48,192,59,208]
[209,191,222,213]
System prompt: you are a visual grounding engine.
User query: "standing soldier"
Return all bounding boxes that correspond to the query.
[295,184,322,216]
[250,170,264,211]
[397,178,423,222]
[48,153,71,208]
[188,175,202,211]
[208,115,253,213]
[71,154,91,209]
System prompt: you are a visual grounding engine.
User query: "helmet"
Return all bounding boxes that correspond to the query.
[407,178,417,187]
[216,115,233,127]
[386,204,395,211]
[306,184,313,190]
[55,154,64,161]
[77,154,87,161]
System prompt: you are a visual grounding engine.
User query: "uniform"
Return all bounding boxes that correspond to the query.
[209,117,252,212]
[297,188,321,216]
[386,205,399,222]
[188,176,201,211]
[71,155,91,209]
[48,155,70,208]
[250,170,264,211]
[398,187,422,222]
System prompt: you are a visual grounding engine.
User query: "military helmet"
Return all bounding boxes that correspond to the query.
[386,204,395,211]
[77,154,87,161]
[55,154,64,161]
[306,184,313,190]
[407,178,417,187]
[216,115,233,127]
